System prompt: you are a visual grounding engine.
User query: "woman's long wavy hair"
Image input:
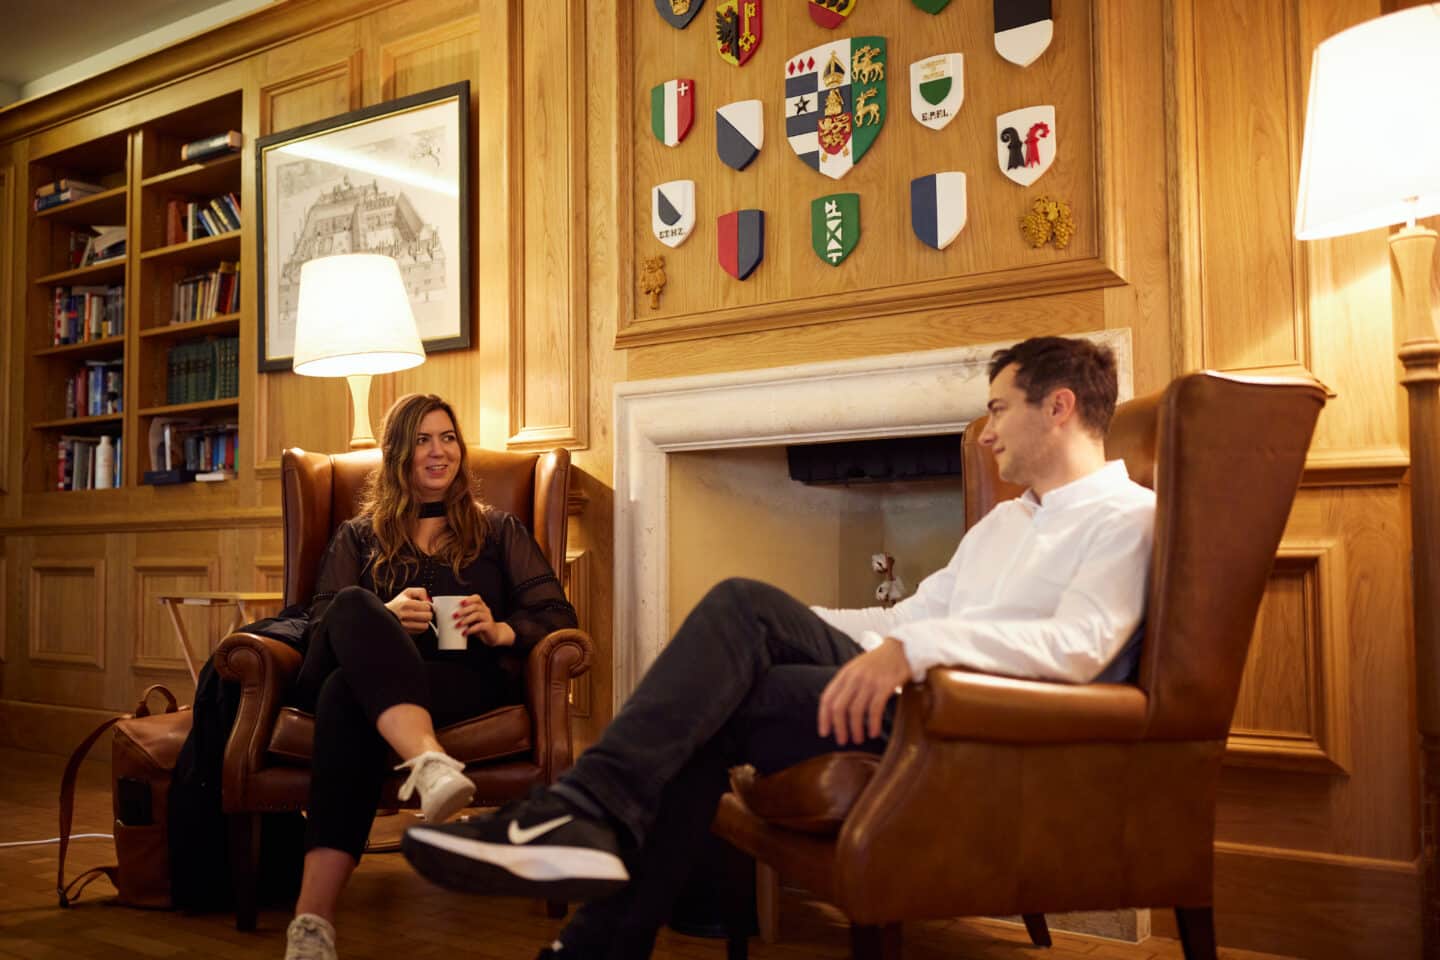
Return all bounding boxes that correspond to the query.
[360,393,488,596]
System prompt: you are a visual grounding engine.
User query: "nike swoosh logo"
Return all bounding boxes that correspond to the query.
[508,815,573,845]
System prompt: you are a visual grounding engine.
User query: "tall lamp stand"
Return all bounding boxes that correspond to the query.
[1393,223,1440,955]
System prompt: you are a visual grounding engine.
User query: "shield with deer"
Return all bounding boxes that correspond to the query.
[783,37,888,181]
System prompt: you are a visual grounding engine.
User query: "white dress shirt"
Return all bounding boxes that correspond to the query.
[812,460,1156,684]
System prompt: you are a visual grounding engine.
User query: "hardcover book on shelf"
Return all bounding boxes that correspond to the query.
[82,225,126,265]
[180,130,243,163]
[34,184,103,212]
[36,178,104,198]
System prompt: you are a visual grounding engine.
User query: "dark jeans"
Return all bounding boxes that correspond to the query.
[559,578,890,957]
[294,586,505,859]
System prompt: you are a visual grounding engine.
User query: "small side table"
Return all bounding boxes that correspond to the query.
[157,591,284,684]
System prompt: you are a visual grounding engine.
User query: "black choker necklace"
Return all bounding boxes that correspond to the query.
[418,501,446,518]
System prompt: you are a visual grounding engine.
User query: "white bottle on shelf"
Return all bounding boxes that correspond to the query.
[95,435,115,490]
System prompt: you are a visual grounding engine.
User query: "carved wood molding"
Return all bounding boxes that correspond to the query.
[27,560,106,669]
[1225,539,1351,775]
[132,558,219,673]
[0,506,280,537]
[563,547,592,719]
[0,0,405,145]
[0,164,10,494]
[508,0,589,451]
[1302,447,1410,488]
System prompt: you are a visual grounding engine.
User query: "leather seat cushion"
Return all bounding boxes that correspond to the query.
[728,751,881,836]
[267,703,532,766]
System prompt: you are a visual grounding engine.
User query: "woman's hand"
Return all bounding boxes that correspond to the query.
[452,595,516,647]
[386,586,433,635]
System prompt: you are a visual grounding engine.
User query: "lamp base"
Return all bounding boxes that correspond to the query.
[347,374,378,449]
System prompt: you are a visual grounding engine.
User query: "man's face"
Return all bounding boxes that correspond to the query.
[980,363,1053,486]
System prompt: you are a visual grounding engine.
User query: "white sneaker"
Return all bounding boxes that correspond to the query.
[395,750,475,823]
[285,913,336,960]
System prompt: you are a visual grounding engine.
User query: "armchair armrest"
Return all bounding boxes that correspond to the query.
[523,628,595,782]
[922,668,1148,743]
[213,632,304,810]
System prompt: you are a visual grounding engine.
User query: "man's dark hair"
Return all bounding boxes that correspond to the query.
[987,336,1119,437]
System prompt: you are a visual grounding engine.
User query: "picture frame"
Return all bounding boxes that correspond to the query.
[255,81,471,371]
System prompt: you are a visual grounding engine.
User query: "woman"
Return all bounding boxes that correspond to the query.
[283,394,578,960]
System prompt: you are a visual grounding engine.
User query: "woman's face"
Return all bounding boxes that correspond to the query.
[409,408,461,502]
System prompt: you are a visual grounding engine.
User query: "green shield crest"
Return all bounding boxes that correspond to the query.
[911,0,950,11]
[811,193,860,266]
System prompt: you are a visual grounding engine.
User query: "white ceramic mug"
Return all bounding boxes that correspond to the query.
[431,595,468,650]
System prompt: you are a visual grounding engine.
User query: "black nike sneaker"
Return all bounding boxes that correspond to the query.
[402,788,629,901]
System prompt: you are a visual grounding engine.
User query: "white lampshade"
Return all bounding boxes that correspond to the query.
[1294,4,1440,240]
[292,254,425,377]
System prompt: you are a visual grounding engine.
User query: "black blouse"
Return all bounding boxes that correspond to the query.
[307,508,578,666]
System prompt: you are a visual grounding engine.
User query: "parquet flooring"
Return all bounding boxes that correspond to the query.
[0,748,1297,960]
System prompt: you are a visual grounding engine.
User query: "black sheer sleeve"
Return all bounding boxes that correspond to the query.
[497,512,578,653]
[307,519,370,625]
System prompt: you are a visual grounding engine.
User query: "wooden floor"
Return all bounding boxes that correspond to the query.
[0,747,1298,960]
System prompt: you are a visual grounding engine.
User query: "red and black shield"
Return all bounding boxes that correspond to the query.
[717,209,765,280]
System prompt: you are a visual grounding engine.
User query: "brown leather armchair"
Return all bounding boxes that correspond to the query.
[215,445,593,930]
[714,372,1326,960]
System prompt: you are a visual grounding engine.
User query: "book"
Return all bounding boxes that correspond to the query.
[83,225,127,265]
[195,468,237,482]
[180,130,243,163]
[34,186,103,211]
[142,468,195,486]
[36,178,105,198]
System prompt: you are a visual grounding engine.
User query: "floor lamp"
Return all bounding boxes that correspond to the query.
[292,253,426,449]
[1294,5,1440,952]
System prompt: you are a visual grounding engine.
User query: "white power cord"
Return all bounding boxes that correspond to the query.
[0,834,112,848]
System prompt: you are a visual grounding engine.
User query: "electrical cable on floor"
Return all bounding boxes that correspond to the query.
[0,834,112,848]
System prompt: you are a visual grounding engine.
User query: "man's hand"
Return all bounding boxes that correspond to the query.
[452,595,516,648]
[386,587,433,635]
[818,638,912,746]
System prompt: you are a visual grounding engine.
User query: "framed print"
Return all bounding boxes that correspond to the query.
[256,81,471,371]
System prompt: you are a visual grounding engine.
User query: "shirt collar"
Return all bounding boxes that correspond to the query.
[1019,460,1133,512]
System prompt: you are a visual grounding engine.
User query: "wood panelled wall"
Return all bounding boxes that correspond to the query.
[0,0,1422,956]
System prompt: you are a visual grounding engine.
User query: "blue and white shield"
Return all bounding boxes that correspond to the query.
[910,172,967,250]
[652,180,696,248]
[716,100,764,171]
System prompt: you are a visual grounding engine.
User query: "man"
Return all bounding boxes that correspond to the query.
[401,336,1156,959]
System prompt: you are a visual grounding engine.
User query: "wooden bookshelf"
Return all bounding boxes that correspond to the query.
[22,90,245,494]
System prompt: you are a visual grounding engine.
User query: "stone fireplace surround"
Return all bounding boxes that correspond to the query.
[610,330,1141,942]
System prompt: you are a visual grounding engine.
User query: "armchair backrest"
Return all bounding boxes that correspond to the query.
[281,445,572,609]
[960,372,1324,740]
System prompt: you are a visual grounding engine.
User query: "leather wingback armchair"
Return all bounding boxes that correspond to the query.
[215,445,593,930]
[714,372,1325,960]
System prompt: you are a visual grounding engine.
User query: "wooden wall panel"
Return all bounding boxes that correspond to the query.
[1186,0,1309,374]
[27,560,104,668]
[255,49,366,469]
[1227,541,1351,775]
[132,560,218,671]
[621,0,1111,347]
[0,162,10,493]
[0,554,6,664]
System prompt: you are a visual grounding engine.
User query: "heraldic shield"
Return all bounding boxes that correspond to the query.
[784,37,887,181]
[652,180,696,248]
[715,0,761,66]
[716,100,764,170]
[655,0,705,29]
[910,53,963,130]
[912,0,950,12]
[996,104,1055,186]
[808,0,856,28]
[811,193,859,266]
[911,172,967,251]
[994,0,1053,67]
[651,78,695,147]
[718,209,764,280]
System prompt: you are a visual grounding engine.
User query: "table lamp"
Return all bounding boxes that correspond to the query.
[292,253,426,449]
[1294,4,1440,951]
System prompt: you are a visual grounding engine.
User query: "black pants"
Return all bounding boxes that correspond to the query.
[559,578,890,957]
[294,586,505,859]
